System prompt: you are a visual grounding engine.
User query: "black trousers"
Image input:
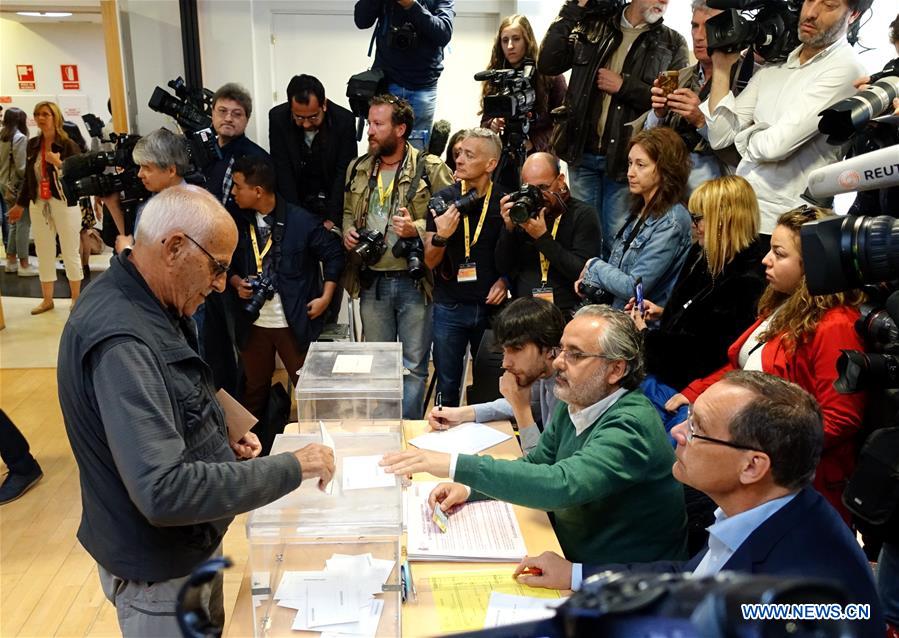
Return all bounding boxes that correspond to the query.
[0,410,38,474]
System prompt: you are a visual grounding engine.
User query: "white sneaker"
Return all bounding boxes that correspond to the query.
[4,262,17,273]
[17,265,39,277]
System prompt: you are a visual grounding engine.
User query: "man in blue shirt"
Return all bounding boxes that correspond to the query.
[514,370,884,638]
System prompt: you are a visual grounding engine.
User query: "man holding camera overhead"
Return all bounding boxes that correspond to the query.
[343,95,453,419]
[496,152,600,317]
[354,0,455,143]
[423,128,510,408]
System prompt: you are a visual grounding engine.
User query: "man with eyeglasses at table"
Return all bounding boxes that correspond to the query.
[381,304,688,565]
[509,370,884,638]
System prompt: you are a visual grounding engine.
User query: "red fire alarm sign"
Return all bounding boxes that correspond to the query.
[17,65,36,91]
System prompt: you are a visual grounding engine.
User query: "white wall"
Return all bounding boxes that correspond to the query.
[0,17,110,142]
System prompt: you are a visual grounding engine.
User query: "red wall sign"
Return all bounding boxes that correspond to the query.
[61,64,80,90]
[17,65,35,91]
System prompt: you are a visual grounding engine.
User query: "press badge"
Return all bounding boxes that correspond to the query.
[457,262,478,283]
[532,286,554,304]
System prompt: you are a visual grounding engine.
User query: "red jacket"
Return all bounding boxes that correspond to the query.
[682,306,866,522]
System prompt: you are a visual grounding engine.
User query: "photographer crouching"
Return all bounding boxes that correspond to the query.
[229,156,344,445]
[496,152,601,317]
[424,128,510,407]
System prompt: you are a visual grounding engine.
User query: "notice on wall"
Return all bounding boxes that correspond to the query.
[61,65,80,90]
[17,65,35,91]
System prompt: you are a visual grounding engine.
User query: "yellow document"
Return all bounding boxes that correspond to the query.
[429,569,562,633]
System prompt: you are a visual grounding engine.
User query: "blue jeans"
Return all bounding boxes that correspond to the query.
[878,541,899,626]
[387,83,437,150]
[360,274,433,419]
[569,153,631,259]
[432,302,490,407]
[5,205,31,261]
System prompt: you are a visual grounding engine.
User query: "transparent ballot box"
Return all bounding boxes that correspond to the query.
[246,431,403,637]
[295,342,403,422]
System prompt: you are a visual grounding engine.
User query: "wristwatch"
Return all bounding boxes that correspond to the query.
[432,234,448,247]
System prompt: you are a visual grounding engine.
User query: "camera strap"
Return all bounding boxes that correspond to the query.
[539,213,563,286]
[460,180,492,260]
[614,211,648,267]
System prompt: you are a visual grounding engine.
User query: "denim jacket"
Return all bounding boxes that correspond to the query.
[583,203,691,309]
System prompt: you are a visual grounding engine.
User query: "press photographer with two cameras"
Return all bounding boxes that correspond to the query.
[495,152,600,317]
[354,0,455,141]
[576,127,692,310]
[539,0,688,258]
[342,95,453,419]
[424,128,510,407]
[700,0,869,245]
[228,156,344,437]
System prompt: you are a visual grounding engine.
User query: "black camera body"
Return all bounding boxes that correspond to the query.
[61,134,150,206]
[387,22,418,50]
[508,183,544,224]
[477,64,537,121]
[429,188,480,217]
[354,228,388,267]
[392,237,426,280]
[244,275,276,322]
[706,0,800,63]
[578,281,614,306]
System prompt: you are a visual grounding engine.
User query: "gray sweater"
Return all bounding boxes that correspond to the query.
[472,377,557,453]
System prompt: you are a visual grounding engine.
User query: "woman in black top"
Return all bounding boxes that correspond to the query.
[630,175,766,390]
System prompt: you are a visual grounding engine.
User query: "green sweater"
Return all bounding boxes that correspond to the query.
[455,390,687,564]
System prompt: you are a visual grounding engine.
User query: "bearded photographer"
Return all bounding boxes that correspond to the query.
[228,156,344,428]
[495,152,600,317]
[539,0,688,258]
[342,95,454,418]
[424,128,510,408]
[354,0,455,142]
[699,0,868,243]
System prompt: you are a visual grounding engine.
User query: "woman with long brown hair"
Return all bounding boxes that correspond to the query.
[479,15,566,154]
[667,206,866,522]
[8,101,83,313]
[1,107,34,275]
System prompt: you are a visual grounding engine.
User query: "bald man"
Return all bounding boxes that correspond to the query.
[425,127,511,407]
[58,185,335,637]
[495,152,601,317]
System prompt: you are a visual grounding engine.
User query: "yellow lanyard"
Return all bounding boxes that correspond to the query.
[462,180,493,261]
[539,214,563,286]
[249,223,273,274]
[377,169,396,207]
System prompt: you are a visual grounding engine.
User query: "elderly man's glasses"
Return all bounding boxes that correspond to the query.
[686,404,760,452]
[182,234,229,278]
[550,347,608,364]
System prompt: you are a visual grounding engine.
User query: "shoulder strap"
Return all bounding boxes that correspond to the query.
[404,152,430,207]
[345,154,370,193]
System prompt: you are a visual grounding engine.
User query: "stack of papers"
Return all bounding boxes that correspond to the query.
[273,553,394,636]
[484,592,567,628]
[407,422,511,455]
[406,482,527,561]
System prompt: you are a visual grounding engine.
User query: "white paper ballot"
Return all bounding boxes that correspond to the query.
[408,422,511,455]
[484,593,566,628]
[320,420,336,495]
[342,455,397,491]
[293,598,384,636]
[274,571,328,600]
[332,354,374,374]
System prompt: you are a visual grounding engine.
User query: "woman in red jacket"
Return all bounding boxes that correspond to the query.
[666,206,866,523]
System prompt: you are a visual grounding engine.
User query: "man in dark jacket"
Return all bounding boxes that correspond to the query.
[513,371,884,638]
[354,0,455,145]
[228,155,345,420]
[268,74,357,230]
[57,185,334,637]
[539,0,687,257]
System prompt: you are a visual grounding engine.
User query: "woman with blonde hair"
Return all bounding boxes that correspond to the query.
[631,175,766,390]
[480,14,566,155]
[9,101,83,313]
[667,205,866,523]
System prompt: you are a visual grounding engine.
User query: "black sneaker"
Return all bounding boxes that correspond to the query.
[0,463,43,505]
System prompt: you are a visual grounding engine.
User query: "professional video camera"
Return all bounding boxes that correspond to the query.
[61,133,150,206]
[507,183,544,224]
[354,228,388,268]
[452,571,861,638]
[148,77,222,170]
[81,113,105,140]
[706,0,801,63]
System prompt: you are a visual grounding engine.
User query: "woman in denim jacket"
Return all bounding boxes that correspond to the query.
[575,127,692,309]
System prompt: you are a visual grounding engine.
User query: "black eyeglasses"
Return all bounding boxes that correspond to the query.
[689,212,703,225]
[686,404,761,452]
[549,346,608,364]
[182,234,229,278]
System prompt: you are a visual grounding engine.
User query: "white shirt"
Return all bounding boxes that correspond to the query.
[737,316,771,371]
[252,212,289,329]
[700,39,864,234]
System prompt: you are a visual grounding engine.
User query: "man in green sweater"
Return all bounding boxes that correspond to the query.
[382,305,687,564]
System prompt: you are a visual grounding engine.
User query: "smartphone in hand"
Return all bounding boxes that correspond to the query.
[634,277,645,316]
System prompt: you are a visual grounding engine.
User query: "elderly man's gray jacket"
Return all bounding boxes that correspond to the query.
[58,250,302,582]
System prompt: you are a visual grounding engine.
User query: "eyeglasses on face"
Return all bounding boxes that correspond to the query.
[689,212,703,225]
[686,404,761,452]
[292,109,323,123]
[214,106,246,119]
[181,233,230,278]
[549,346,608,364]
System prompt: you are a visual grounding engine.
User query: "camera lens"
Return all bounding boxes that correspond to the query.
[835,351,899,393]
[509,200,533,225]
